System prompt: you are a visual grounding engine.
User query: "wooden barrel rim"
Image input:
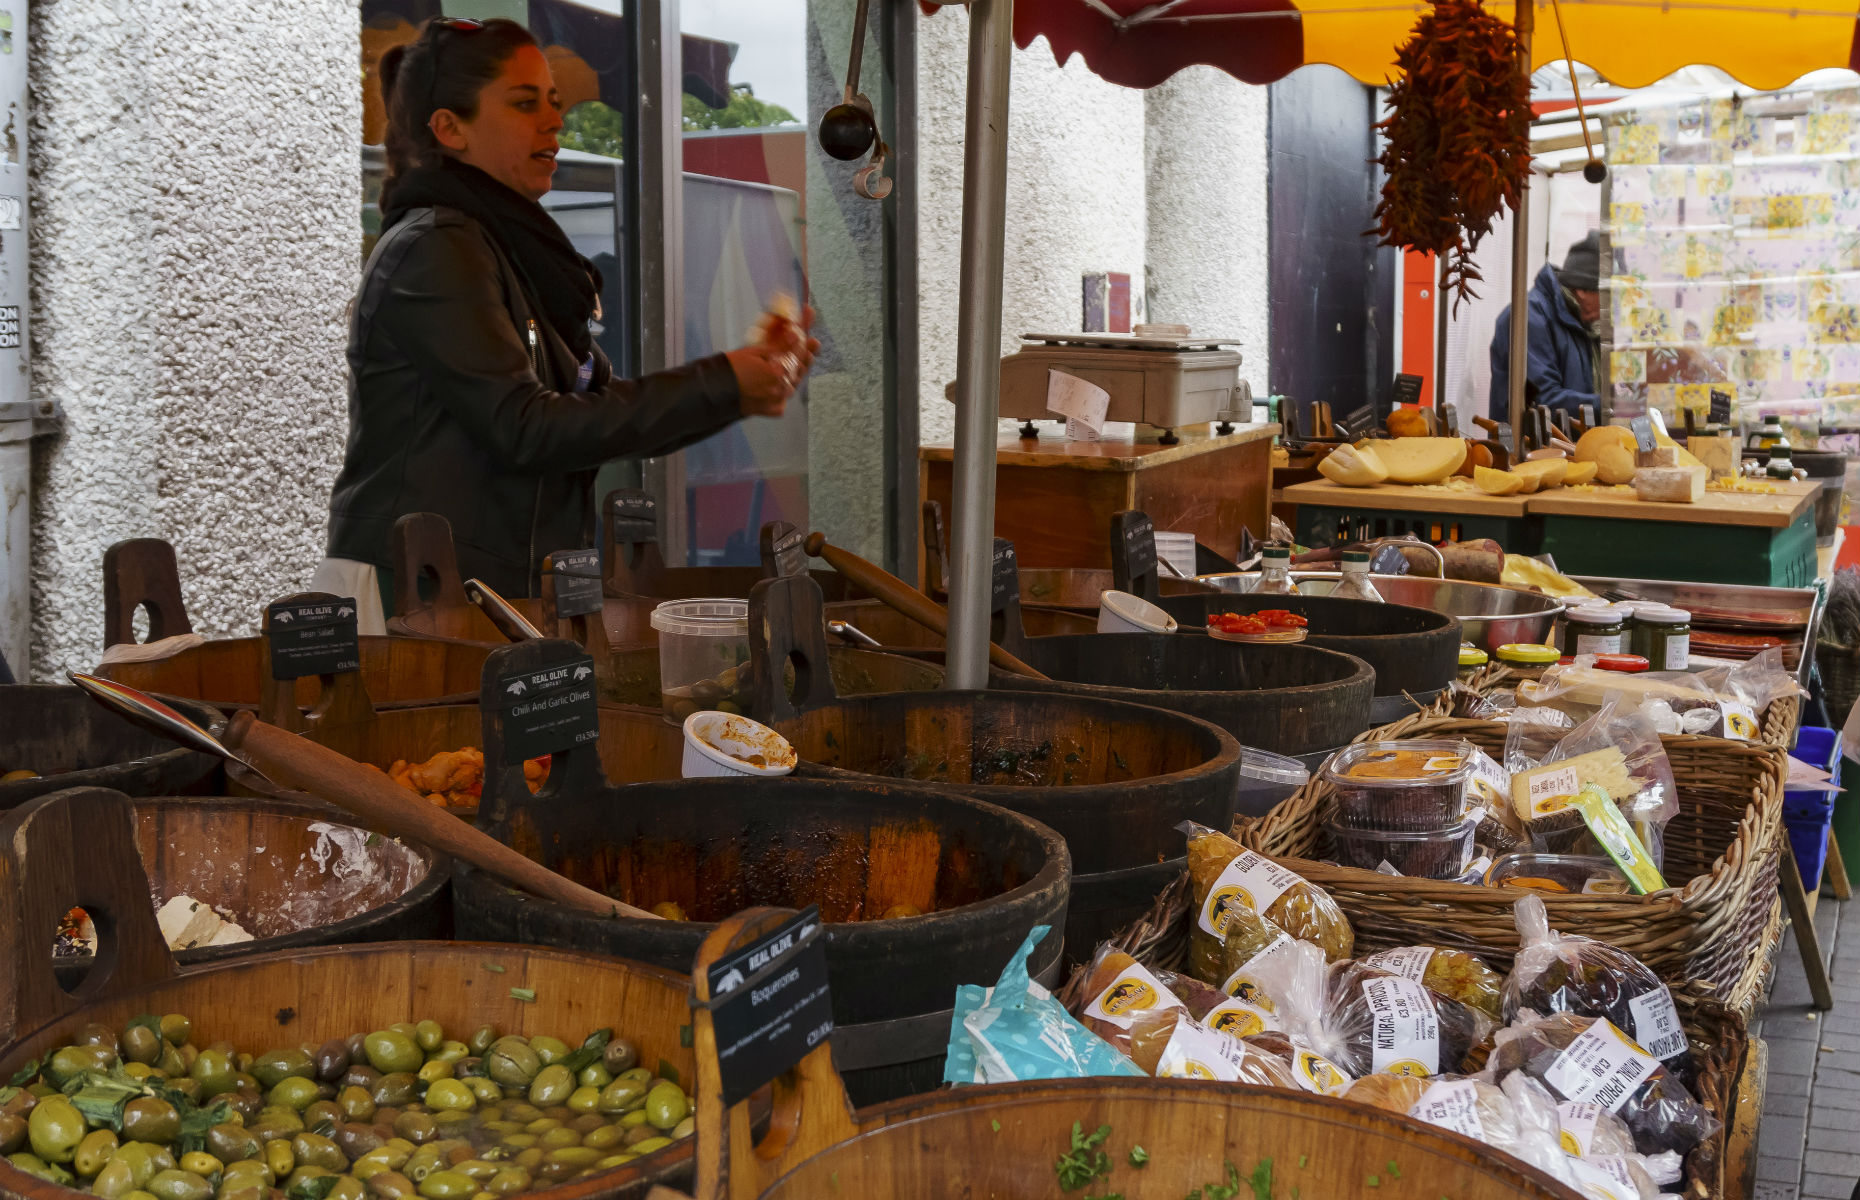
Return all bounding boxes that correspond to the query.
[1006,635,1377,704]
[0,689,228,808]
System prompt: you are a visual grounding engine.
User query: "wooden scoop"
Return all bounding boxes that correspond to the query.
[802,532,1047,679]
[67,672,658,921]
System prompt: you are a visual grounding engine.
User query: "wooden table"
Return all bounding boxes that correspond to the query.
[1531,481,1819,587]
[918,424,1276,572]
[1279,479,1541,551]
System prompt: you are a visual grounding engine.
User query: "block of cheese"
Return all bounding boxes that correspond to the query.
[1636,445,1681,469]
[1632,464,1706,504]
[1377,437,1468,484]
[156,895,222,950]
[1509,747,1637,821]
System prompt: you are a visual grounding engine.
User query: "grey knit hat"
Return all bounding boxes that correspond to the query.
[1561,230,1602,291]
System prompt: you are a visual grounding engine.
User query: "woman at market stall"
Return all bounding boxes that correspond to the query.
[319,16,814,621]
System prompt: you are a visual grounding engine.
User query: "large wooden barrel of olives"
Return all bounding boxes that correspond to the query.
[1156,593,1461,713]
[0,687,226,811]
[0,788,706,1200]
[992,634,1376,757]
[50,795,449,989]
[95,636,491,715]
[452,768,1070,1109]
[753,1078,1582,1200]
[774,689,1240,956]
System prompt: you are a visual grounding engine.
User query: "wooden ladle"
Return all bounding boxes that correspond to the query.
[67,672,658,921]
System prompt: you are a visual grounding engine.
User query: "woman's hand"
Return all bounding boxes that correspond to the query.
[728,304,820,418]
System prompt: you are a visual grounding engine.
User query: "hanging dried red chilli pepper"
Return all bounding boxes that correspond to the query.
[1371,0,1532,310]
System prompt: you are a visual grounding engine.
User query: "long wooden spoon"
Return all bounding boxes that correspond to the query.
[67,672,657,920]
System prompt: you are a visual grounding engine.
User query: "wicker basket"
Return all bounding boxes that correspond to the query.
[1239,716,1784,1013]
[1459,664,1802,749]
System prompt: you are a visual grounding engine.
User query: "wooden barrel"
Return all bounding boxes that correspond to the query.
[51,794,449,989]
[389,596,660,650]
[774,689,1241,955]
[755,1078,1581,1200]
[991,634,1376,757]
[821,598,1096,648]
[0,686,225,810]
[1156,593,1461,703]
[452,769,1071,1107]
[599,489,866,603]
[0,788,704,1200]
[96,635,491,713]
[591,644,945,711]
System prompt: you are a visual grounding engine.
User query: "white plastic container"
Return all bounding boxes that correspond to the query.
[1235,747,1310,818]
[1097,589,1179,634]
[681,711,797,778]
[650,599,750,724]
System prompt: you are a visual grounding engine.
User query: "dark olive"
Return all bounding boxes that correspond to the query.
[122,1097,182,1145]
[1,1089,33,1118]
[167,1078,201,1103]
[372,1106,402,1128]
[314,1040,352,1083]
[334,1123,383,1160]
[392,1113,436,1145]
[343,1064,383,1092]
[302,1101,344,1132]
[601,1039,637,1076]
[817,103,877,161]
[121,1025,163,1067]
[73,1024,121,1054]
[226,1087,265,1122]
[290,1133,347,1173]
[452,1057,483,1080]
[206,1123,262,1164]
[367,1170,416,1200]
[372,1074,419,1109]
[0,1114,24,1155]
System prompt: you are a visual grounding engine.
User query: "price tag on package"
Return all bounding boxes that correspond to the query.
[705,908,834,1106]
[496,655,600,764]
[266,598,361,680]
[1046,370,1110,439]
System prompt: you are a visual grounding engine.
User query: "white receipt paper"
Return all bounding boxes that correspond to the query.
[1046,369,1111,433]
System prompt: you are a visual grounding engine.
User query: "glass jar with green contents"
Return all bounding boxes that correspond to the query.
[1638,606,1691,671]
[1457,644,1489,682]
[1494,643,1561,680]
[1565,606,1626,656]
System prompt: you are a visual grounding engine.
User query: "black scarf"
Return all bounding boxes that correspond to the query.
[383,158,601,362]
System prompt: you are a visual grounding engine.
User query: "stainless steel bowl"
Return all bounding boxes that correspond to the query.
[1194,571,1566,652]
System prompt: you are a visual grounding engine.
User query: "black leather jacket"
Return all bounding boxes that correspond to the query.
[326,206,741,596]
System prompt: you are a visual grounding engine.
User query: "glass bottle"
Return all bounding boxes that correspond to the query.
[1332,550,1384,602]
[1255,546,1300,595]
[1765,444,1796,479]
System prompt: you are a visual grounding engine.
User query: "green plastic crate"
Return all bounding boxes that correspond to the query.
[1536,507,1817,588]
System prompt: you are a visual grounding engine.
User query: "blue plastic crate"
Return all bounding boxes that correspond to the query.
[1785,726,1841,891]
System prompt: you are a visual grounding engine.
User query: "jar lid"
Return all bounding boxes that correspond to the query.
[1565,608,1619,625]
[1593,653,1650,673]
[1496,642,1561,664]
[1263,546,1291,560]
[1459,646,1489,667]
[1343,550,1370,563]
[1636,605,1689,623]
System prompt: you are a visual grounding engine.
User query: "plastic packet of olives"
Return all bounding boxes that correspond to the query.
[943,925,1141,1086]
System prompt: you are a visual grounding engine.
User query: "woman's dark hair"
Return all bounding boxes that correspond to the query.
[378,17,539,210]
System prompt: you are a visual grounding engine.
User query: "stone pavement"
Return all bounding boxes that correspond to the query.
[1754,890,1858,1200]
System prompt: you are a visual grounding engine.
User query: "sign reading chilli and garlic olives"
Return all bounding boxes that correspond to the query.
[496,655,600,764]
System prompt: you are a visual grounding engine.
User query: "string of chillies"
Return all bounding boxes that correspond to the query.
[1,1013,693,1200]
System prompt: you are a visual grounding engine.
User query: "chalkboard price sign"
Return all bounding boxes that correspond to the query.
[990,539,1020,614]
[1110,510,1158,599]
[764,523,808,579]
[609,491,659,545]
[495,654,600,764]
[266,599,361,680]
[704,908,833,1106]
[548,550,604,619]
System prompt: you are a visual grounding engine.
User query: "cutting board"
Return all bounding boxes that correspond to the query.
[1526,480,1818,528]
[1280,478,1530,517]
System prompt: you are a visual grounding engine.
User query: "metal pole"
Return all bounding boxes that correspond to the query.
[1506,0,1534,457]
[944,0,1013,691]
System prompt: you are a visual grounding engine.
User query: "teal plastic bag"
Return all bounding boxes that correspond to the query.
[942,925,1142,1085]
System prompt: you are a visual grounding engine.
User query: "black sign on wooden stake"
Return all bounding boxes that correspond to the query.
[1109,510,1159,602]
[1391,373,1425,411]
[610,490,659,544]
[703,907,833,1106]
[1708,389,1733,426]
[759,522,808,579]
[548,550,604,619]
[495,654,600,764]
[266,598,361,680]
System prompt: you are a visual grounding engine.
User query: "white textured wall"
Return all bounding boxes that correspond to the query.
[29,0,360,678]
[1145,66,1270,398]
[916,16,1149,444]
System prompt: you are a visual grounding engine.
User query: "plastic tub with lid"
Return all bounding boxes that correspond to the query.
[1323,739,1473,831]
[1486,852,1631,895]
[1235,746,1309,819]
[1325,813,1480,878]
[651,598,749,724]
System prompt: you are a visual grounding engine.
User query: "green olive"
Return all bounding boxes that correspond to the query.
[578,1125,626,1152]
[28,1096,86,1163]
[335,1086,377,1123]
[416,1170,474,1200]
[48,1043,115,1085]
[284,1166,334,1198]
[619,1109,651,1129]
[146,1168,213,1200]
[671,1116,694,1139]
[363,1033,423,1077]
[526,1065,573,1108]
[91,1156,138,1198]
[392,1112,436,1145]
[366,1169,415,1199]
[563,1086,601,1115]
[111,1141,162,1188]
[413,1060,451,1086]
[566,1113,605,1135]
[178,1152,222,1179]
[429,1043,468,1066]
[465,1028,498,1058]
[207,1123,262,1164]
[463,1079,501,1105]
[484,1168,529,1197]
[158,1016,192,1047]
[410,1022,443,1055]
[266,1139,295,1179]
[185,1049,234,1099]
[594,1154,635,1170]
[595,1078,644,1115]
[508,1148,543,1173]
[616,1066,652,1087]
[222,1156,275,1183]
[220,1185,267,1200]
[371,1074,419,1109]
[450,1160,497,1183]
[121,1026,162,1067]
[287,1133,344,1173]
[601,1039,637,1076]
[268,1077,322,1113]
[545,1146,601,1168]
[482,1042,539,1090]
[630,1136,673,1156]
[75,1129,120,1177]
[156,1045,187,1078]
[7,1151,75,1186]
[122,1190,160,1200]
[525,1038,568,1067]
[537,1129,579,1151]
[327,1176,369,1200]
[250,1048,312,1091]
[422,1081,474,1113]
[574,1063,611,1090]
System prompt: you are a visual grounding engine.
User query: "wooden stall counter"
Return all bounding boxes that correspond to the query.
[1279,478,1540,552]
[919,423,1276,572]
[1531,480,1819,588]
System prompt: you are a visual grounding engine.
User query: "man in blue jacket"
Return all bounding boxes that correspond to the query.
[1489,231,1603,421]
